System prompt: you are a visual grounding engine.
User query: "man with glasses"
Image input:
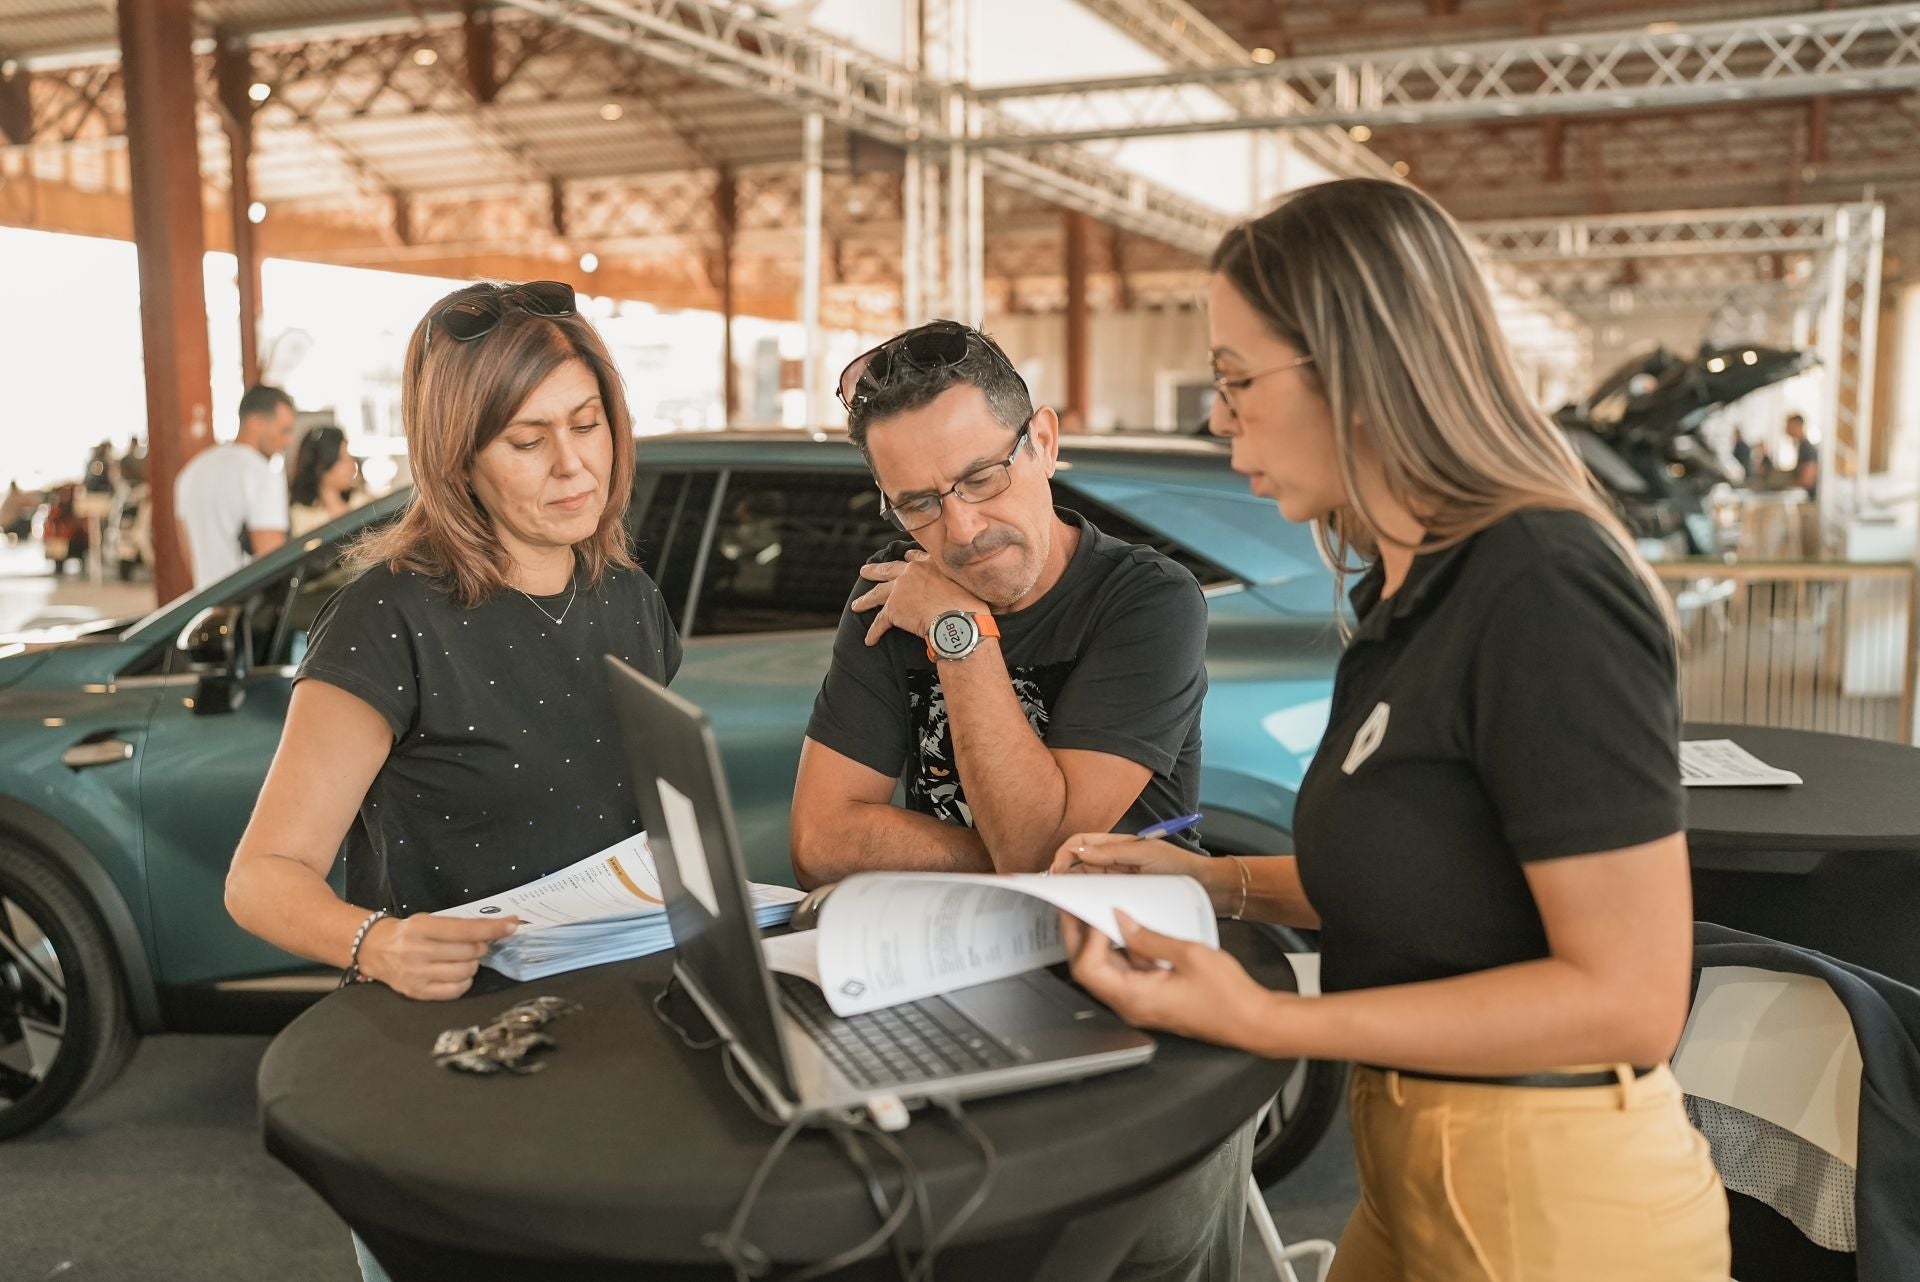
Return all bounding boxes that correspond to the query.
[788,319,1239,1278]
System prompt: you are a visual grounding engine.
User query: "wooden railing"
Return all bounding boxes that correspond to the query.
[1655,562,1919,745]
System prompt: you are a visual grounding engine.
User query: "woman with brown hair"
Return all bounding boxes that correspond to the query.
[226,280,679,1005]
[1053,180,1728,1280]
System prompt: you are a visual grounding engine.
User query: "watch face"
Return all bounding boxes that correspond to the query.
[930,611,978,659]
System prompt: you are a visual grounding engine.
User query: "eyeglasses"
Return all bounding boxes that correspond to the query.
[427,280,577,350]
[1212,352,1314,418]
[881,425,1033,532]
[837,320,1029,413]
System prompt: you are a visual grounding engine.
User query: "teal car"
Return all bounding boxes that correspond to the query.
[0,430,1341,1170]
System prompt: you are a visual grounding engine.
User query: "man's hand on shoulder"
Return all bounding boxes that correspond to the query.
[852,550,987,647]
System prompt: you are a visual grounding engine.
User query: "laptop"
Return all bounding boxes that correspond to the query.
[605,657,1156,1122]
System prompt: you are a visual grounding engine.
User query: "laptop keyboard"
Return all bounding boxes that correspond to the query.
[775,973,1020,1089]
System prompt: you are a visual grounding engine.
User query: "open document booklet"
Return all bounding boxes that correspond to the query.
[762,872,1218,1017]
[438,834,803,981]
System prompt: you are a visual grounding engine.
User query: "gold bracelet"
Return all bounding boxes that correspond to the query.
[1228,855,1250,921]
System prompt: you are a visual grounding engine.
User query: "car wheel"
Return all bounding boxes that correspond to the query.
[0,841,137,1140]
[1236,919,1348,1190]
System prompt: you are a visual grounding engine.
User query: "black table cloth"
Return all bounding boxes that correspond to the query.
[1684,722,1920,857]
[1683,722,1920,987]
[258,921,1297,1282]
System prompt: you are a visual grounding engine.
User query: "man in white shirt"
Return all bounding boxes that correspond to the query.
[175,384,297,589]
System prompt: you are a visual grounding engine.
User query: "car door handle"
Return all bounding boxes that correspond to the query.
[63,737,135,769]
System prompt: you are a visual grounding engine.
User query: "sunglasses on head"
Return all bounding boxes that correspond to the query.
[837,320,1029,413]
[427,280,577,350]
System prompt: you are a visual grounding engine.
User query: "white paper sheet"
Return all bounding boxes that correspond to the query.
[1672,965,1860,1165]
[1681,739,1804,787]
[437,832,665,928]
[798,872,1217,1016]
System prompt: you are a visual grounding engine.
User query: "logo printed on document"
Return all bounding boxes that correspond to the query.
[1342,702,1390,775]
[840,979,867,999]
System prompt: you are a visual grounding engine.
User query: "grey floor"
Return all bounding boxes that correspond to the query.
[0,1033,1358,1282]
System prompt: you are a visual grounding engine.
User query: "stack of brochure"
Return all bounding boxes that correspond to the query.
[438,833,803,981]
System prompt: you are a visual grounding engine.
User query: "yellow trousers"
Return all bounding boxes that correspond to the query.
[1326,1064,1729,1282]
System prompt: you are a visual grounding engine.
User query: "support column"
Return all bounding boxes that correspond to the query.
[802,111,825,429]
[119,0,214,603]
[0,68,30,145]
[902,151,924,325]
[715,168,738,423]
[947,92,967,326]
[215,40,262,389]
[1064,210,1091,428]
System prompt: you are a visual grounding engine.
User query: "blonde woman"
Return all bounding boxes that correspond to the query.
[1054,180,1727,1280]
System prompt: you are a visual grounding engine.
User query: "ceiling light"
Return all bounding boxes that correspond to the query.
[414,48,438,66]
[600,102,624,122]
[1348,123,1373,142]
[578,251,600,274]
[248,82,271,102]
[1392,160,1411,176]
[247,201,267,224]
[1250,47,1277,65]
[1742,350,1758,365]
[1706,356,1727,372]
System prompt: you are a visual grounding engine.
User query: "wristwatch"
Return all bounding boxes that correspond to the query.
[926,610,1000,662]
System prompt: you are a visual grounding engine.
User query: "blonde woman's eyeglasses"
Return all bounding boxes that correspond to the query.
[1212,353,1314,418]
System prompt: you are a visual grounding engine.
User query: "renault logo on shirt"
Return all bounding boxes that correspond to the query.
[1342,702,1390,775]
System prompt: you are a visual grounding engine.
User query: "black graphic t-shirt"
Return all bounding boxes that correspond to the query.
[806,510,1208,850]
[295,562,681,914]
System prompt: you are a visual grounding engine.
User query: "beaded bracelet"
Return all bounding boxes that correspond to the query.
[1227,856,1251,921]
[339,909,391,989]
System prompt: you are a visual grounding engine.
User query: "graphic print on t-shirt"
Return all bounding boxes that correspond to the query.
[904,662,1071,826]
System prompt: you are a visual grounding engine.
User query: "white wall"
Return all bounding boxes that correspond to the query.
[989,310,1211,430]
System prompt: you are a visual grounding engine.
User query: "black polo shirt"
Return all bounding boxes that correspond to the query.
[1292,508,1682,995]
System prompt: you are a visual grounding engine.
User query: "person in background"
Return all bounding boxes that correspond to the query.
[288,424,362,537]
[1783,413,1819,500]
[1054,178,1727,1282]
[174,384,296,588]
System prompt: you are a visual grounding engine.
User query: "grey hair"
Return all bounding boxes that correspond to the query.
[845,323,1034,458]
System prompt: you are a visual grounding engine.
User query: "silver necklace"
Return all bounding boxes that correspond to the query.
[515,576,578,627]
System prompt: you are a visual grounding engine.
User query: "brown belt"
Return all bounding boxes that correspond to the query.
[1361,1063,1658,1089]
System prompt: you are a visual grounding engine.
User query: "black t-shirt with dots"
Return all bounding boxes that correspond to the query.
[295,562,681,914]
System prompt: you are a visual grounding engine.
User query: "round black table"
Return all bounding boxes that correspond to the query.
[258,922,1296,1282]
[1684,722,1920,985]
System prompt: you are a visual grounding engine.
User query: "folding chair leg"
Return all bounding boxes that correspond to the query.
[1245,1173,1337,1282]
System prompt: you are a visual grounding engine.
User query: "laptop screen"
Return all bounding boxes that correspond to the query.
[604,657,798,1101]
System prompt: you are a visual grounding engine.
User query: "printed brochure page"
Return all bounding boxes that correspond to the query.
[764,872,1217,1016]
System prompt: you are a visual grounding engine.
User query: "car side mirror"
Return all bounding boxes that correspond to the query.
[176,605,250,715]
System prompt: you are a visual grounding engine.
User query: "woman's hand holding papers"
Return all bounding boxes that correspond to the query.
[1060,911,1286,1051]
[1051,832,1242,918]
[361,912,522,1001]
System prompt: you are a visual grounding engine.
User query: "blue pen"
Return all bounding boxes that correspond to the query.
[1133,812,1204,841]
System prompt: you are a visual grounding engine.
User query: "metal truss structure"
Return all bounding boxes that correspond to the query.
[1471,204,1886,518]
[971,5,1920,144]
[493,0,1236,256]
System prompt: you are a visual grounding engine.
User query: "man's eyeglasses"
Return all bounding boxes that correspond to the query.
[838,320,1029,413]
[1212,352,1314,418]
[427,280,577,351]
[882,425,1033,532]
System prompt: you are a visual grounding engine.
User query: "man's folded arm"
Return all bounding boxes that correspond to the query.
[789,737,992,887]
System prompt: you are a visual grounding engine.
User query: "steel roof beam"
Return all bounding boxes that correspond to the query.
[492,0,1232,253]
[972,6,1920,144]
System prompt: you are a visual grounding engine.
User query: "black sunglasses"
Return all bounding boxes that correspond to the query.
[428,280,577,349]
[837,321,1030,413]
